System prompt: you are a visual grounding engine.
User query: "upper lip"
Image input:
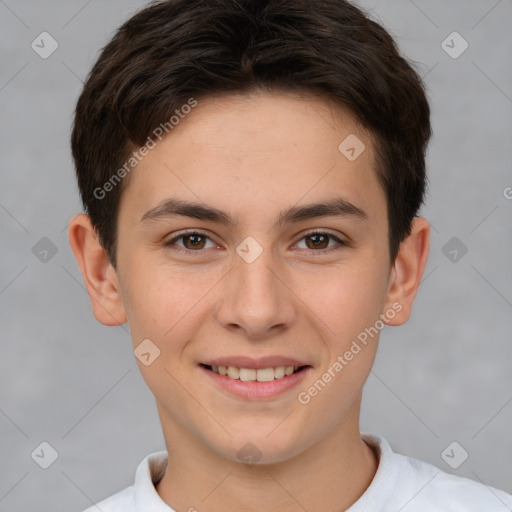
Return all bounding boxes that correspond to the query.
[201,356,311,369]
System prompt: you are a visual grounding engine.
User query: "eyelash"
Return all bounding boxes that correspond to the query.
[163,229,349,256]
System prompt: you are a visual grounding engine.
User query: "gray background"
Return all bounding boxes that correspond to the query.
[1,0,511,510]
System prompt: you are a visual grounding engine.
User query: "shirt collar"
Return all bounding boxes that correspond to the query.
[134,450,175,511]
[345,433,400,512]
[132,435,395,511]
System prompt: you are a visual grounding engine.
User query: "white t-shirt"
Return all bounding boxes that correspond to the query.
[82,434,512,511]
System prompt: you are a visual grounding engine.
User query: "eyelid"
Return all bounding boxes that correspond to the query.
[292,229,349,251]
[298,228,345,240]
[164,229,219,253]
[164,228,349,255]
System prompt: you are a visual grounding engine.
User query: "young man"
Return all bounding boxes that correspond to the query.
[68,0,512,510]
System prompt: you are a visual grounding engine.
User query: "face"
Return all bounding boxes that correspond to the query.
[108,91,398,463]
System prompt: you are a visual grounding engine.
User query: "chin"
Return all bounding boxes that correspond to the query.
[209,428,305,466]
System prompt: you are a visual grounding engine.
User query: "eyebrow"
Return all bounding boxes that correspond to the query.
[140,196,368,227]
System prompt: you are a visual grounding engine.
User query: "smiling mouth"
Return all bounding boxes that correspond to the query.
[200,364,310,382]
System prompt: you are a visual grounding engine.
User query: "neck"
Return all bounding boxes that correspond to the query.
[155,400,378,511]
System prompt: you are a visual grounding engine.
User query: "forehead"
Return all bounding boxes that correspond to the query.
[120,91,385,226]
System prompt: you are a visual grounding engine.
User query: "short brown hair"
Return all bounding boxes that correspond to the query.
[71,0,431,268]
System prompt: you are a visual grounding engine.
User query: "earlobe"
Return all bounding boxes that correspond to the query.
[67,213,127,326]
[383,217,430,326]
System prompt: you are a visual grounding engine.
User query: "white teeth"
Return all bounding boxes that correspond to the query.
[239,368,257,381]
[227,366,239,379]
[274,366,285,379]
[256,368,275,382]
[209,365,303,381]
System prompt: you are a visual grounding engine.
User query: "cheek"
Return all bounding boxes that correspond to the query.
[125,281,192,346]
[300,260,388,341]
[293,265,387,423]
[120,258,221,351]
[121,270,208,403]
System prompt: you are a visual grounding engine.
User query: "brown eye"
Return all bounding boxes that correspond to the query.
[164,231,216,253]
[305,233,330,250]
[295,231,347,252]
[181,233,207,250]
[164,230,347,256]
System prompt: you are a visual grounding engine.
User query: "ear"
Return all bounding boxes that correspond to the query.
[382,217,430,326]
[67,213,127,326]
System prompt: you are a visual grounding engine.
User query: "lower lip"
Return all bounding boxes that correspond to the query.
[199,365,312,400]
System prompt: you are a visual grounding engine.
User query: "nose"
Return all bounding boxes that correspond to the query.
[215,247,298,340]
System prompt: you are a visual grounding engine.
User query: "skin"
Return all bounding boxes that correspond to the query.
[69,91,429,511]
